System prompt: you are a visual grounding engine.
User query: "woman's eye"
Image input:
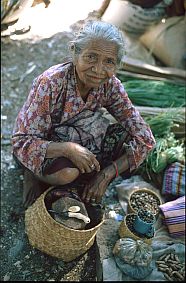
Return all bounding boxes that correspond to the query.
[106,58,115,65]
[88,54,94,59]
[83,54,96,62]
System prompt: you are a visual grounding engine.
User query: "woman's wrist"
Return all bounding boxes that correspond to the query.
[46,141,70,158]
[112,161,119,178]
[102,163,117,181]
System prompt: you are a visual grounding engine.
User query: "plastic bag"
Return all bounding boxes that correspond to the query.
[113,237,153,279]
[113,237,152,266]
[140,16,186,69]
[114,257,153,279]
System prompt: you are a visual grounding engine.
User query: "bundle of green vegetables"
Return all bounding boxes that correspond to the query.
[122,79,185,108]
[144,133,184,174]
[143,109,185,137]
[117,75,185,177]
[138,110,185,176]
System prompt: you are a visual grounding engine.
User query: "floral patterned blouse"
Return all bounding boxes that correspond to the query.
[12,62,155,175]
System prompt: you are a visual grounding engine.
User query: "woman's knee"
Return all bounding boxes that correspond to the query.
[40,167,80,185]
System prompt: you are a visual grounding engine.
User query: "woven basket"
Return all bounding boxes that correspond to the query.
[128,188,162,218]
[119,214,152,245]
[25,187,105,262]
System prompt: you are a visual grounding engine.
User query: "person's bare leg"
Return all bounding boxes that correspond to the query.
[38,167,80,185]
[23,169,50,208]
[23,167,80,208]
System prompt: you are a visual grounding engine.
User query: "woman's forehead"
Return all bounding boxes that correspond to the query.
[83,39,118,57]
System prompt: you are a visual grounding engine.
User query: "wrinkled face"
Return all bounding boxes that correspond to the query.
[75,39,118,90]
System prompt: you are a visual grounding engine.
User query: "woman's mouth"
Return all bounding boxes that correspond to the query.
[87,75,105,83]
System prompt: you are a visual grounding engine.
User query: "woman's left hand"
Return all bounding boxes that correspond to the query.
[81,169,114,204]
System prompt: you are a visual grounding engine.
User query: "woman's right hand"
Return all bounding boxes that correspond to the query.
[46,141,100,173]
[61,142,100,174]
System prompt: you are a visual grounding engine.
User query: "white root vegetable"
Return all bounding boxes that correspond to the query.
[68,206,80,213]
[68,212,90,223]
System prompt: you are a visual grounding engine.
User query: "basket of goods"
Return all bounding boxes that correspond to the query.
[128,188,162,218]
[25,186,105,262]
[119,213,153,244]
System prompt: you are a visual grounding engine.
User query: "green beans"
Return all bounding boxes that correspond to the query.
[144,110,184,138]
[122,79,185,108]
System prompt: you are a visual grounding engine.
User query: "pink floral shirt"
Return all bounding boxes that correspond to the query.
[12,62,155,175]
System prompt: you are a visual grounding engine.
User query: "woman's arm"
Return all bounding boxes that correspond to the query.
[105,78,156,173]
[81,78,156,203]
[46,141,100,173]
[12,75,54,175]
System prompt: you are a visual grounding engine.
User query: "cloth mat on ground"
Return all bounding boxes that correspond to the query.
[102,175,185,281]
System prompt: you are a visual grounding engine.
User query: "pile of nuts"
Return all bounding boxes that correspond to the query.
[138,209,155,223]
[126,214,136,233]
[130,191,160,215]
[156,252,185,281]
[126,214,153,239]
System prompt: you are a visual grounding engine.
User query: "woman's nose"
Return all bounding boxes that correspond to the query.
[91,62,105,73]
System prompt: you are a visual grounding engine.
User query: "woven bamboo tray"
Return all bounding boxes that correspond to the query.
[128,188,162,218]
[25,187,105,262]
[119,213,152,245]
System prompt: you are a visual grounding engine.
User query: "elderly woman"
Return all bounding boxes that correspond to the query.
[12,20,156,208]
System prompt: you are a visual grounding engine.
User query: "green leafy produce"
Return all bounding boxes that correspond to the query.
[139,132,185,179]
[144,109,185,137]
[145,136,184,174]
[120,77,186,178]
[122,79,185,107]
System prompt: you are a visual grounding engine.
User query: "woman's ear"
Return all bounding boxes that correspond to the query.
[69,42,79,64]
[69,42,75,53]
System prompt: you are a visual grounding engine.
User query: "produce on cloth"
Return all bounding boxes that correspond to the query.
[139,133,184,177]
[134,108,185,176]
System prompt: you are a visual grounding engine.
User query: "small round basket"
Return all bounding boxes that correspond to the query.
[118,214,152,245]
[128,188,162,218]
[25,187,105,262]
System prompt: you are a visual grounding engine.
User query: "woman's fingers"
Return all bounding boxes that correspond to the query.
[81,183,100,203]
[84,161,95,173]
[85,154,100,172]
[78,161,95,174]
[81,185,89,201]
[81,184,95,202]
[76,155,100,174]
[91,156,100,172]
[69,144,100,173]
[94,194,101,204]
[81,171,109,203]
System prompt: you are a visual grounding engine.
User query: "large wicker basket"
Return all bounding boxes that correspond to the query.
[25,187,105,262]
[119,214,152,245]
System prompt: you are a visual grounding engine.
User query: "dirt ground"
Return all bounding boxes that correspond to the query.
[1,23,101,281]
[1,9,124,281]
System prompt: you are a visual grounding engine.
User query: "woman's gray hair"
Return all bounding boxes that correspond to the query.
[69,20,125,66]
